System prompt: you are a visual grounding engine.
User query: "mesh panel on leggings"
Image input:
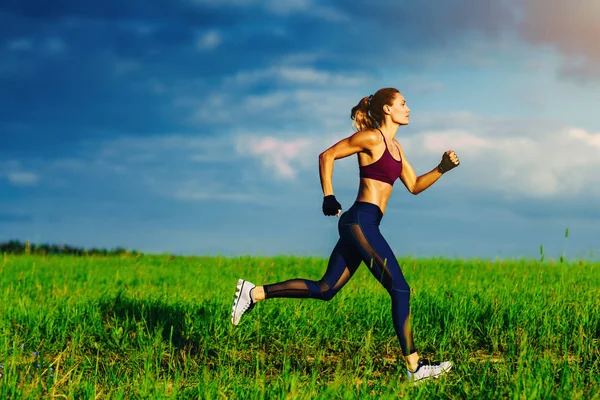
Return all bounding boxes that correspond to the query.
[350,224,394,290]
[263,267,353,300]
[403,311,416,355]
[263,279,311,298]
[333,268,352,290]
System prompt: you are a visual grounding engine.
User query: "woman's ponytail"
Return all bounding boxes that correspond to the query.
[350,96,376,131]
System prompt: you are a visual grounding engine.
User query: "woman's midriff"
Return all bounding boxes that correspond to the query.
[355,178,393,215]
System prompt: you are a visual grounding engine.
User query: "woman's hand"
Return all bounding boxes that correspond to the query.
[437,150,460,174]
[322,195,342,217]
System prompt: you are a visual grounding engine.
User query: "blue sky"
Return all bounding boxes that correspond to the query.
[2,0,600,260]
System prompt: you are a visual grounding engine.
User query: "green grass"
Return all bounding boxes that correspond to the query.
[0,254,599,399]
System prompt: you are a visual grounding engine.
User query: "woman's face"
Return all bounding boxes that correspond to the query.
[387,93,410,125]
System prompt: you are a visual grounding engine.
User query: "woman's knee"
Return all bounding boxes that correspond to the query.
[320,289,337,301]
[384,262,410,293]
[309,279,338,301]
[319,281,338,301]
[378,266,410,293]
[392,279,410,293]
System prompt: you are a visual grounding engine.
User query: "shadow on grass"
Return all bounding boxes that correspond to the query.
[97,291,217,356]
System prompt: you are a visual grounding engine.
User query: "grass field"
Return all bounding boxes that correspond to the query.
[0,253,599,399]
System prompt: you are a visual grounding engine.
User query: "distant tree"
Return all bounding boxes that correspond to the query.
[112,247,127,256]
[38,244,50,255]
[0,240,143,257]
[2,240,24,254]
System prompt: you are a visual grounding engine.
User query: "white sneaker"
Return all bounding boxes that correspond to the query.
[406,358,453,383]
[231,279,256,326]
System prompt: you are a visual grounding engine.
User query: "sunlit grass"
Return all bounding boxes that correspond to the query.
[0,254,599,398]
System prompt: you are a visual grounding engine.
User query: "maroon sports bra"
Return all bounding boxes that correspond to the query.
[359,129,403,186]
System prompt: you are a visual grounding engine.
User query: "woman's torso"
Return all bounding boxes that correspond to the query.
[355,129,403,215]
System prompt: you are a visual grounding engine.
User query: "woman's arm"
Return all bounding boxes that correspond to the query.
[401,161,443,195]
[398,147,459,195]
[318,129,378,196]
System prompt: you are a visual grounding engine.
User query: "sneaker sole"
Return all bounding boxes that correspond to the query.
[231,279,245,326]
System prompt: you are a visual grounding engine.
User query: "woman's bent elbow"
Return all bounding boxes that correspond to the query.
[319,152,333,162]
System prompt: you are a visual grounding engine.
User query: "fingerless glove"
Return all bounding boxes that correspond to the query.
[437,152,460,174]
[322,195,342,216]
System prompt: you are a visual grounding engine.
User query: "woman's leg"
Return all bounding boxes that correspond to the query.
[348,225,416,355]
[231,228,363,326]
[254,238,362,302]
[337,203,418,368]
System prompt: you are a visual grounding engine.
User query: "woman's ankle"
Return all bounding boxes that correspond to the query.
[405,351,420,371]
[252,286,265,302]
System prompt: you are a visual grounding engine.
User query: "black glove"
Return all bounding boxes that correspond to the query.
[437,151,460,174]
[322,195,342,216]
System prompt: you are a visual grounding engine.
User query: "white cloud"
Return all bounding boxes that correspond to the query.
[243,92,290,111]
[7,172,39,186]
[0,161,40,187]
[190,86,365,131]
[173,190,253,202]
[179,53,370,128]
[7,38,33,51]
[401,122,600,199]
[263,0,347,20]
[278,52,323,66]
[73,134,262,202]
[279,67,331,84]
[229,113,600,200]
[197,30,222,51]
[403,79,446,95]
[237,136,313,180]
[226,66,367,87]
[43,37,67,54]
[569,129,600,147]
[6,37,67,54]
[422,131,491,153]
[309,5,348,22]
[189,0,254,6]
[265,0,310,15]
[114,60,140,75]
[188,0,347,21]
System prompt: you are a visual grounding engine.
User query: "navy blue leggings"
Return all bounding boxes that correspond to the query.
[263,201,416,356]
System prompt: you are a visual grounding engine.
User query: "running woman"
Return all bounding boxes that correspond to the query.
[231,87,460,383]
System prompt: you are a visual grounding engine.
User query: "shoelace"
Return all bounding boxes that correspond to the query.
[410,359,442,373]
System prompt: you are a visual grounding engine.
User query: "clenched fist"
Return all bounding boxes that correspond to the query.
[437,150,460,174]
[322,195,342,216]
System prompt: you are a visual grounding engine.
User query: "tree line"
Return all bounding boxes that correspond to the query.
[0,240,141,256]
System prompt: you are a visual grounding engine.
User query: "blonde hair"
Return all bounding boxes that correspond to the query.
[350,88,400,131]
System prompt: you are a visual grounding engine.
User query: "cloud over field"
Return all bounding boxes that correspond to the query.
[236,114,600,201]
